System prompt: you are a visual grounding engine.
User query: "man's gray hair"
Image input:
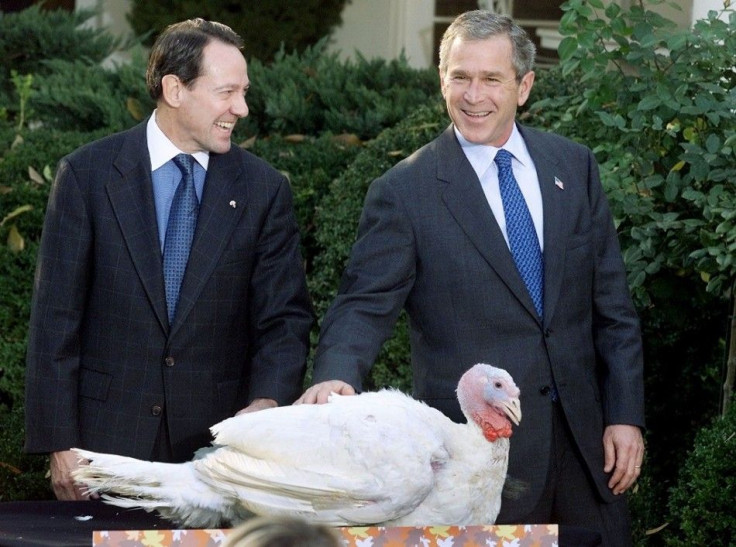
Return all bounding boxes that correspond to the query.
[438,10,536,82]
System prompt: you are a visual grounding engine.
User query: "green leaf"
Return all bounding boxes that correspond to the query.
[604,2,621,18]
[638,95,662,111]
[559,10,579,35]
[558,36,579,61]
[670,160,686,172]
[715,221,732,235]
[576,3,594,18]
[666,32,689,51]
[630,269,647,288]
[561,58,580,77]
[705,134,721,154]
[664,178,679,202]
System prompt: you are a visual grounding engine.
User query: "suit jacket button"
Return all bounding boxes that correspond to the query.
[151,405,162,416]
[539,386,551,396]
[164,356,175,367]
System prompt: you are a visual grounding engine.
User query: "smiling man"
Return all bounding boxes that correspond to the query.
[299,10,645,545]
[24,19,313,501]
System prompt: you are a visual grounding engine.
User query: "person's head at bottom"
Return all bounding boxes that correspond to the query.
[224,515,341,547]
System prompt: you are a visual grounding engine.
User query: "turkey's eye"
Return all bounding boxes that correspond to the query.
[494,381,502,389]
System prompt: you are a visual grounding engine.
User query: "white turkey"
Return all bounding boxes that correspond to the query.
[72,363,521,528]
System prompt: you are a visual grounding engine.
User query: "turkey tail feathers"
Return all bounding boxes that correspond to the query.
[70,448,234,528]
[72,449,170,496]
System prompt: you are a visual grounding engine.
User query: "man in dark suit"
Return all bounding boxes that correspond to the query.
[24,19,313,501]
[298,10,644,545]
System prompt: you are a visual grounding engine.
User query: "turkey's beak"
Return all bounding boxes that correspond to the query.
[501,398,522,426]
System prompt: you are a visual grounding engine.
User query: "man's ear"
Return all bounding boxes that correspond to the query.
[517,70,535,107]
[161,74,184,108]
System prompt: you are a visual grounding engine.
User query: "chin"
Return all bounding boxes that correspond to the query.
[461,124,507,147]
[460,130,494,146]
[211,142,233,155]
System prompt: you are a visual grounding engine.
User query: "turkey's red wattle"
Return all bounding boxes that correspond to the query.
[474,411,513,441]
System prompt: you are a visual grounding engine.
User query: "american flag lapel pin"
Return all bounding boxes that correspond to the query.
[229,200,237,208]
[554,177,564,190]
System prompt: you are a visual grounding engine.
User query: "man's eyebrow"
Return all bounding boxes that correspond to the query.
[213,83,250,92]
[448,68,505,78]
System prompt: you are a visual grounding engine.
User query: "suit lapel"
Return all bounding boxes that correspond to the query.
[107,122,170,332]
[170,148,246,334]
[437,126,541,322]
[105,124,249,335]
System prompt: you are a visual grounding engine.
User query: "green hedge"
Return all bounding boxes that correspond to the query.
[0,401,52,501]
[666,402,736,545]
[29,54,153,134]
[241,42,440,139]
[249,133,363,275]
[0,5,120,117]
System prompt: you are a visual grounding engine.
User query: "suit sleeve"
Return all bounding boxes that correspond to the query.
[312,176,416,390]
[587,150,645,428]
[246,175,314,405]
[24,159,91,453]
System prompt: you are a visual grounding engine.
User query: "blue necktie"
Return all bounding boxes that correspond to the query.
[163,154,199,324]
[495,149,544,319]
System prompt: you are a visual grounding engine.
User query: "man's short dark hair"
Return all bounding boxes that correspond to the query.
[146,18,244,101]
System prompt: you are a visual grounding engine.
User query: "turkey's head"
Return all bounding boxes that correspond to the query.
[456,363,521,442]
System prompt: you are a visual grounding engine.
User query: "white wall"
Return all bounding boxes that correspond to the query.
[76,0,132,37]
[327,0,435,68]
[76,0,133,66]
[691,0,730,22]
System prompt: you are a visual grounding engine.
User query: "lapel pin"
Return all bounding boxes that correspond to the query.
[229,200,237,208]
[554,177,564,190]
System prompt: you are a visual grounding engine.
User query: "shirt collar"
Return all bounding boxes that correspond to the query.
[454,123,531,178]
[147,110,210,171]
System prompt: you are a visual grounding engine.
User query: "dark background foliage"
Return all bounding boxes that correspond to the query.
[0,4,120,116]
[126,0,350,64]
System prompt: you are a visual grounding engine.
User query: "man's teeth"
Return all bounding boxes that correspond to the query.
[465,111,490,117]
[216,122,234,129]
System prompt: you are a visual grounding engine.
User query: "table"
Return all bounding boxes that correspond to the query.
[0,500,166,547]
[0,501,602,546]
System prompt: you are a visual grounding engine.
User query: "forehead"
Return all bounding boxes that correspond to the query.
[198,40,248,84]
[444,35,514,73]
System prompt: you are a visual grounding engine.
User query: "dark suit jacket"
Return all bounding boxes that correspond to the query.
[313,123,645,520]
[25,120,314,462]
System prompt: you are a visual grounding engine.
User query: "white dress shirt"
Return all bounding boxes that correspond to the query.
[455,124,544,251]
[147,111,209,251]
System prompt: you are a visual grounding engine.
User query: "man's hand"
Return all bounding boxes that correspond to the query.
[295,381,356,404]
[235,398,278,416]
[50,450,98,501]
[603,424,645,495]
